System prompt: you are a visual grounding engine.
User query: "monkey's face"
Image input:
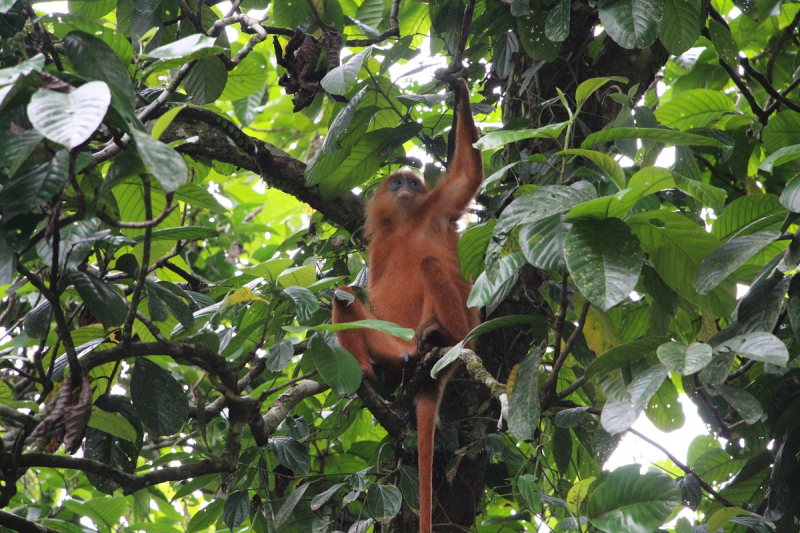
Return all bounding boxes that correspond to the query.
[387,173,423,203]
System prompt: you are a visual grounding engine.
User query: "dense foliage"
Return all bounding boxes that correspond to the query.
[1,0,800,531]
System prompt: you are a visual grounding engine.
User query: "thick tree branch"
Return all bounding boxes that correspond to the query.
[0,510,60,533]
[251,379,329,445]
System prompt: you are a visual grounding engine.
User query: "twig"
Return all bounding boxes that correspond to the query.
[766,9,800,83]
[345,0,400,47]
[23,4,62,71]
[627,428,734,507]
[96,193,175,228]
[541,300,591,402]
[122,175,153,344]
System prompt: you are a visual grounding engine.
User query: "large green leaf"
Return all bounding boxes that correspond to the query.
[711,194,785,242]
[486,183,596,282]
[519,214,570,271]
[645,377,685,432]
[321,47,372,95]
[658,0,702,54]
[187,499,225,533]
[130,357,190,436]
[558,149,626,190]
[710,383,764,424]
[63,31,136,121]
[0,130,43,177]
[545,0,570,42]
[599,0,665,49]
[657,341,712,374]
[627,211,736,317]
[458,220,496,280]
[716,332,789,366]
[0,150,70,220]
[50,15,132,65]
[222,491,250,531]
[694,231,781,294]
[142,33,222,60]
[588,465,680,533]
[318,123,422,199]
[182,56,228,105]
[474,122,568,151]
[310,335,362,395]
[564,218,642,310]
[508,349,541,441]
[655,89,735,131]
[67,269,128,329]
[27,81,110,149]
[762,111,800,154]
[219,54,267,101]
[517,12,561,61]
[581,127,724,149]
[130,128,189,192]
[584,337,668,382]
[270,437,311,476]
[366,484,402,520]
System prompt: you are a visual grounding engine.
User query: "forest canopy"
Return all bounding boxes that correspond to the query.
[1,0,800,531]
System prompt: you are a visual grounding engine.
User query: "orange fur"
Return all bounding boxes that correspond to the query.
[332,79,482,533]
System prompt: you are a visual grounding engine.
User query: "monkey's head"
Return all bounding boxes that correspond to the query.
[382,171,426,203]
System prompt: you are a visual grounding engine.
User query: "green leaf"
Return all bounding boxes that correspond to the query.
[67,269,128,329]
[174,182,226,213]
[134,226,218,242]
[63,496,128,529]
[656,341,712,374]
[710,383,764,424]
[599,0,665,49]
[468,252,527,308]
[655,89,735,131]
[711,194,785,242]
[275,482,310,524]
[287,319,414,341]
[223,491,250,531]
[50,15,132,66]
[130,357,190,436]
[694,231,781,294]
[270,437,310,475]
[323,87,367,154]
[172,475,219,502]
[658,0,702,55]
[708,19,739,65]
[0,130,43,177]
[130,128,189,192]
[87,407,138,443]
[517,474,542,514]
[265,340,294,372]
[759,144,800,173]
[517,12,561,61]
[508,350,541,441]
[584,337,668,382]
[310,335,362,395]
[564,218,642,310]
[68,0,115,19]
[554,407,590,428]
[493,30,519,79]
[63,31,136,121]
[24,301,51,339]
[692,448,743,483]
[716,332,789,366]
[627,210,736,317]
[545,0,571,42]
[629,364,669,411]
[183,56,228,105]
[311,483,345,510]
[763,111,800,154]
[520,214,570,271]
[645,377,685,432]
[219,54,267,101]
[187,499,225,533]
[562,149,627,190]
[581,127,724,149]
[576,77,628,107]
[321,47,372,95]
[458,220,496,280]
[487,183,596,281]
[283,286,320,322]
[707,508,772,533]
[27,81,110,149]
[143,33,222,59]
[0,150,70,220]
[474,122,568,151]
[587,465,680,532]
[366,484,402,520]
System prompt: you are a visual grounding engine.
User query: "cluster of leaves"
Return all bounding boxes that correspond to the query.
[1,0,800,531]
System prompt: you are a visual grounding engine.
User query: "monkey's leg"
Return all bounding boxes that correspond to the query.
[331,287,413,380]
[414,257,473,353]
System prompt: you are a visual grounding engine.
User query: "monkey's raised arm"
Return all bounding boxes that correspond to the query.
[428,79,484,216]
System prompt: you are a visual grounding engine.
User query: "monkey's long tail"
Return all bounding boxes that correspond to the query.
[416,384,442,533]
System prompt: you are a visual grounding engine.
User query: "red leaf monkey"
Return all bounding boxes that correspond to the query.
[331,78,483,532]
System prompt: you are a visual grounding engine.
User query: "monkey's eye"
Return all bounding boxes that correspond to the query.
[393,180,401,186]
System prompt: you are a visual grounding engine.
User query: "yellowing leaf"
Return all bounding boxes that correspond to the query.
[567,476,595,513]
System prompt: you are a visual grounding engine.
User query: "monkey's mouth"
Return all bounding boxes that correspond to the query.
[397,190,415,200]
